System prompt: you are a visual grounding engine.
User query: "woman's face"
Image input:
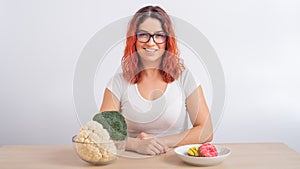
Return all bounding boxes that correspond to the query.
[136,17,167,68]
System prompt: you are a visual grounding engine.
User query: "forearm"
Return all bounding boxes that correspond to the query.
[159,123,213,148]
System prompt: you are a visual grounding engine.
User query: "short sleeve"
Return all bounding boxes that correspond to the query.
[106,73,128,100]
[178,68,200,98]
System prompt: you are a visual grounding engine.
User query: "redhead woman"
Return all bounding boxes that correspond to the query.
[100,5,213,155]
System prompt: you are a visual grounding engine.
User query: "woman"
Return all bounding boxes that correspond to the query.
[100,5,213,155]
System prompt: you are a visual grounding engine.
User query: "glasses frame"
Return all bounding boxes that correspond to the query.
[136,31,168,44]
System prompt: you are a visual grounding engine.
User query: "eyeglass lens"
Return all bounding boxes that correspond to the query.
[136,32,167,44]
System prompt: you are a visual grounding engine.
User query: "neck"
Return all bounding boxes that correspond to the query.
[140,56,162,70]
[141,62,161,69]
[141,68,161,78]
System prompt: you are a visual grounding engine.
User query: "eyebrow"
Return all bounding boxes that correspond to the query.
[137,29,165,34]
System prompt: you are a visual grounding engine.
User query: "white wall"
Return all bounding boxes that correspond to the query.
[1,0,299,152]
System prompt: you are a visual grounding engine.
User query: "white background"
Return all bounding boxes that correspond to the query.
[1,0,299,153]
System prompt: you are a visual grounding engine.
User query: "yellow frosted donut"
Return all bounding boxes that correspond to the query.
[187,146,199,157]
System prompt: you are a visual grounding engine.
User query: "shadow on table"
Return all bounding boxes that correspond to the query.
[162,153,191,167]
[46,147,90,167]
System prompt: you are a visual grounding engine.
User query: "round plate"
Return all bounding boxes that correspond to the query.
[174,144,231,166]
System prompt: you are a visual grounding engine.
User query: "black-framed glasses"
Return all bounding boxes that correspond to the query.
[136,31,167,44]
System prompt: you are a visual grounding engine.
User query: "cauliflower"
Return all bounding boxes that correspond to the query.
[75,120,117,163]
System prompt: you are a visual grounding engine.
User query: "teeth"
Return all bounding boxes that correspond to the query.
[144,48,157,52]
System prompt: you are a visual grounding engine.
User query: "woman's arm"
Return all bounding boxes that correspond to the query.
[158,85,213,148]
[100,88,120,112]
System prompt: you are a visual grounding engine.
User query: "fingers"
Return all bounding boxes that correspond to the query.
[150,139,165,154]
[148,144,161,155]
[135,133,169,155]
[153,137,169,152]
[143,138,167,155]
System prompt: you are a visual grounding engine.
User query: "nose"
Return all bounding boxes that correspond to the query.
[146,36,156,46]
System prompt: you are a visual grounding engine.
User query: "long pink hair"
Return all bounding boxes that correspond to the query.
[122,6,184,84]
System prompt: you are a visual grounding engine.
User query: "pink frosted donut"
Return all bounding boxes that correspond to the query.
[199,143,218,157]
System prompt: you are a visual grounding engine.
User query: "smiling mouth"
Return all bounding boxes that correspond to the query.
[144,48,158,53]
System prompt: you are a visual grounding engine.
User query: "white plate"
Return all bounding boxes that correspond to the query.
[118,150,154,159]
[174,144,231,166]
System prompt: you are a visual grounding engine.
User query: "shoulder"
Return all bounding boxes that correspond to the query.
[114,72,124,79]
[178,67,193,82]
[106,72,130,100]
[177,67,199,97]
[107,72,130,89]
[110,73,127,83]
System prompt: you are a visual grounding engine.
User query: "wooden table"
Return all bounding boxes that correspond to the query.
[1,143,300,169]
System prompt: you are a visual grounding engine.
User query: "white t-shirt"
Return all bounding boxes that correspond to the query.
[106,68,199,137]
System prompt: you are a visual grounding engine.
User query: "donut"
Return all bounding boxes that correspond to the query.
[187,146,200,156]
[198,143,218,157]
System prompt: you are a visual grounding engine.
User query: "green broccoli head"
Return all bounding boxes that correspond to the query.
[93,111,127,141]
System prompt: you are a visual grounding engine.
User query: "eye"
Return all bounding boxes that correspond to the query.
[137,32,149,38]
[155,34,166,38]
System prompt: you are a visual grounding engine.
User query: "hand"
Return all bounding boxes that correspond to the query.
[136,132,154,139]
[134,137,168,155]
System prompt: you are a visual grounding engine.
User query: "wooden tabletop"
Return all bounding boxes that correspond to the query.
[1,143,300,169]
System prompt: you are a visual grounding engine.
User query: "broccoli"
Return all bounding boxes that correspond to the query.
[93,111,127,141]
